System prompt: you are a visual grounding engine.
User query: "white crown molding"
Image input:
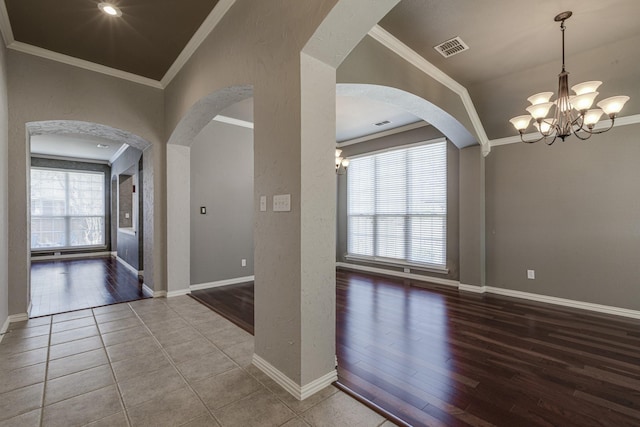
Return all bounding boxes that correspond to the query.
[368,25,490,156]
[252,354,338,401]
[490,114,640,147]
[336,262,459,288]
[7,41,163,89]
[30,153,110,165]
[213,115,254,129]
[336,121,428,148]
[190,275,255,291]
[0,0,236,90]
[109,144,130,165]
[160,0,236,88]
[0,0,14,45]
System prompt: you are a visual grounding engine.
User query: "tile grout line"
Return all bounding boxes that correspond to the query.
[92,306,133,427]
[39,316,53,427]
[127,299,226,427]
[166,298,333,425]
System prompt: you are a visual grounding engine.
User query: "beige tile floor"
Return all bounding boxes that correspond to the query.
[0,296,397,427]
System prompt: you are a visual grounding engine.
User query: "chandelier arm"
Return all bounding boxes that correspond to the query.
[520,132,549,144]
[545,134,559,145]
[590,117,616,135]
[572,128,593,141]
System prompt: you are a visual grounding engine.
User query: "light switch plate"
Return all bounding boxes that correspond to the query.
[259,196,266,212]
[200,207,206,215]
[273,194,291,212]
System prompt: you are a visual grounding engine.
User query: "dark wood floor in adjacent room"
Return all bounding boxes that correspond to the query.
[190,270,640,427]
[30,256,148,317]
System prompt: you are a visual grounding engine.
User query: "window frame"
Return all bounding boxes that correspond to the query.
[30,166,107,251]
[345,138,448,273]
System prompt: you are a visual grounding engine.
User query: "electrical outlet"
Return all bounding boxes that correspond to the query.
[403,268,410,273]
[527,269,535,280]
[241,259,246,267]
[259,196,266,212]
[200,206,206,215]
[125,212,130,219]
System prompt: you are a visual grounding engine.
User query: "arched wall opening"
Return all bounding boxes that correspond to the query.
[166,85,254,295]
[25,120,155,309]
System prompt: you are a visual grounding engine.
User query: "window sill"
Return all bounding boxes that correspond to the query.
[344,255,448,275]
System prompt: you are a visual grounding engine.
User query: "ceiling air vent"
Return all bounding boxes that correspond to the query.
[374,120,391,127]
[434,36,469,58]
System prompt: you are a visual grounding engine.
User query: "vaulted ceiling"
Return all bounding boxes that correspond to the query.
[3,0,639,145]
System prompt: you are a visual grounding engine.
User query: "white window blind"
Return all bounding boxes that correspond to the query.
[31,168,106,250]
[347,140,447,268]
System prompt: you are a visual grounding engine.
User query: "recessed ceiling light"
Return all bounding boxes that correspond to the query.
[96,143,110,149]
[98,2,122,17]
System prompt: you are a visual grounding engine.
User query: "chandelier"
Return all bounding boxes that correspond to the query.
[509,11,629,144]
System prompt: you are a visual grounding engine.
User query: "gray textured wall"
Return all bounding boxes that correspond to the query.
[485,123,640,310]
[118,175,133,228]
[111,146,143,271]
[459,146,484,286]
[7,50,164,315]
[0,37,8,327]
[30,157,112,253]
[190,120,254,284]
[336,125,460,281]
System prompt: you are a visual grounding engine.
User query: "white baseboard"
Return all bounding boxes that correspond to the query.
[252,354,337,401]
[336,262,459,288]
[141,284,154,298]
[31,251,111,261]
[458,283,487,293]
[167,289,191,298]
[190,275,255,292]
[484,286,640,320]
[115,256,143,276]
[153,290,167,298]
[0,316,10,344]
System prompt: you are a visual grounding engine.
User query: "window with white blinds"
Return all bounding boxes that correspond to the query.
[31,168,106,250]
[347,140,447,268]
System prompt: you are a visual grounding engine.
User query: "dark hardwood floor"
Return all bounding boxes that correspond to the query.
[30,256,148,317]
[189,270,640,427]
[190,281,255,334]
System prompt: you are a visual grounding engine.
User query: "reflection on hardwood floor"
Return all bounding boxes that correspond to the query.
[30,256,148,317]
[189,270,640,427]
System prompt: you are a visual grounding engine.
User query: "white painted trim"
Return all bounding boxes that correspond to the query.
[0,316,10,343]
[336,262,459,288]
[167,289,191,298]
[160,0,236,87]
[368,25,490,156]
[153,290,167,298]
[142,284,154,298]
[484,287,640,320]
[110,251,117,257]
[115,256,142,276]
[213,115,254,129]
[252,354,338,401]
[7,41,163,89]
[190,275,255,291]
[30,153,110,165]
[109,144,130,165]
[31,251,111,261]
[490,114,640,148]
[458,283,486,293]
[337,121,428,148]
[0,0,14,46]
[9,313,29,323]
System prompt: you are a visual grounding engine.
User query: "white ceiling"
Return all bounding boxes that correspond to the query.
[30,134,127,163]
